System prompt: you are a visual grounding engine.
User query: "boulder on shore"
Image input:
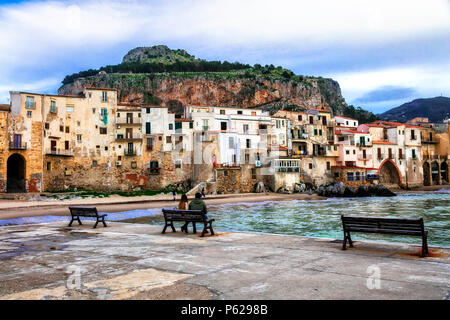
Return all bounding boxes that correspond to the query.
[316,183,396,197]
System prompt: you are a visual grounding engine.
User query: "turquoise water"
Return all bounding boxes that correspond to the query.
[125,191,450,247]
[1,191,448,247]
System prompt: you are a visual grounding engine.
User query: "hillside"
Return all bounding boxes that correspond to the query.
[378,97,450,123]
[59,45,375,120]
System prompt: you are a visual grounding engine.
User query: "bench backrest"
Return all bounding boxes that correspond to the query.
[341,215,425,234]
[162,209,205,222]
[69,207,99,217]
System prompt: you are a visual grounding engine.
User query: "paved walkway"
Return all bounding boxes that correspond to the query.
[0,221,449,300]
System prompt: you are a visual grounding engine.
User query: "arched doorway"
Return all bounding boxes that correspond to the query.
[379,160,401,185]
[431,161,440,185]
[423,162,431,186]
[441,162,448,184]
[7,154,26,193]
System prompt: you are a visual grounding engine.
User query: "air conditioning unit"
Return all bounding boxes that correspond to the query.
[116,161,122,167]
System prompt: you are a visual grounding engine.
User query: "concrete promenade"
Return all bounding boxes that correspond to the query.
[0,221,448,300]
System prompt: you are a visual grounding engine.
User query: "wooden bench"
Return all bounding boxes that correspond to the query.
[68,207,107,229]
[161,209,215,237]
[341,215,429,257]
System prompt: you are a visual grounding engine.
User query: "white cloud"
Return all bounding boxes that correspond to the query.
[0,77,61,104]
[0,0,449,106]
[331,64,450,111]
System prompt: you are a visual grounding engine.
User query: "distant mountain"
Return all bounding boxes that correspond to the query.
[378,97,450,123]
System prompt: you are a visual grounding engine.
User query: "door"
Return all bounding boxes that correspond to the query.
[14,134,22,148]
[128,143,134,154]
[126,128,132,139]
[51,140,57,152]
[127,113,133,124]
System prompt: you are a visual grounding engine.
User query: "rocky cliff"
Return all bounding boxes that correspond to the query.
[58,46,348,115]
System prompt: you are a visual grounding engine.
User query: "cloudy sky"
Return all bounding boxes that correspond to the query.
[1,0,449,113]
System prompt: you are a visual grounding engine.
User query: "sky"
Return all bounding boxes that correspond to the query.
[0,0,449,114]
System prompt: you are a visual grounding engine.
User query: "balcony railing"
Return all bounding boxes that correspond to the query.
[124,149,137,156]
[292,133,309,140]
[9,142,27,150]
[46,149,74,157]
[357,154,372,160]
[116,134,142,141]
[116,119,142,126]
[148,167,160,175]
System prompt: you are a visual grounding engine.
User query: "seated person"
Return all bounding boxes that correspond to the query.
[182,192,209,233]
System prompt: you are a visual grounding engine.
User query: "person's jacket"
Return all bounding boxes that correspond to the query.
[188,198,207,214]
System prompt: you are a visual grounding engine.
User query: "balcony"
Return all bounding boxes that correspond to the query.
[148,167,160,175]
[116,134,142,141]
[357,154,372,160]
[9,142,27,150]
[116,119,142,126]
[124,149,137,156]
[291,133,309,140]
[46,149,74,157]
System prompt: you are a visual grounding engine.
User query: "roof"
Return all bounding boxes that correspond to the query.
[308,108,331,113]
[341,129,367,134]
[0,104,11,112]
[188,105,264,111]
[118,102,140,106]
[175,118,193,122]
[372,141,397,145]
[84,87,118,91]
[335,116,358,121]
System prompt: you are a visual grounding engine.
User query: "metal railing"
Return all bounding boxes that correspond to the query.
[116,134,142,141]
[9,142,27,150]
[124,149,137,156]
[46,149,74,157]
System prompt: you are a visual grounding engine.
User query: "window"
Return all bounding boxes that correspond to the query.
[229,137,234,149]
[60,125,64,132]
[246,139,251,149]
[237,110,243,115]
[319,129,322,136]
[65,141,69,150]
[26,96,35,109]
[251,168,256,179]
[131,162,137,169]
[92,160,98,168]
[27,111,32,118]
[224,170,228,177]
[146,122,151,134]
[45,123,49,130]
[46,162,51,171]
[245,154,250,163]
[88,93,92,98]
[355,172,361,181]
[221,122,227,131]
[65,126,70,133]
[102,91,108,102]
[77,135,82,142]
[100,127,107,134]
[77,121,80,127]
[347,172,354,181]
[309,116,314,124]
[92,108,96,114]
[149,161,160,174]
[309,163,313,170]
[146,108,150,114]
[314,129,318,136]
[66,105,74,113]
[146,138,153,151]
[298,115,302,121]
[169,123,173,130]
[50,101,56,113]
[189,122,193,129]
[327,162,331,170]
[243,124,249,134]
[202,119,209,131]
[175,122,182,132]
[220,110,225,115]
[346,149,350,155]
[412,149,416,159]
[175,161,181,169]
[166,136,172,143]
